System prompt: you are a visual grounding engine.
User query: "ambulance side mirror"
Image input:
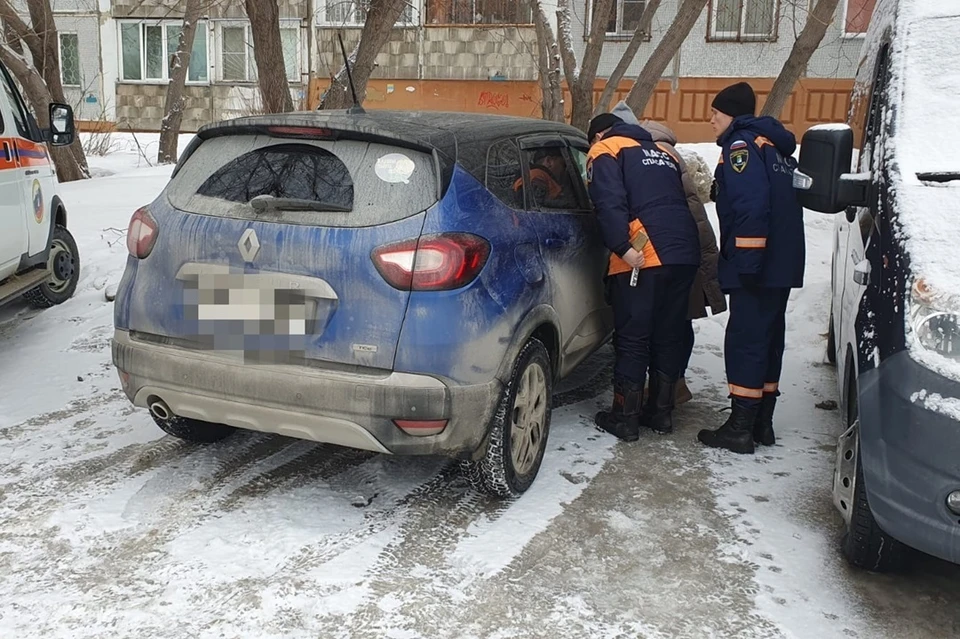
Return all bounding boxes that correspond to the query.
[47,103,75,147]
[793,125,869,214]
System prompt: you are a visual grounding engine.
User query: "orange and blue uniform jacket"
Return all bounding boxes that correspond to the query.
[714,115,806,291]
[587,122,700,276]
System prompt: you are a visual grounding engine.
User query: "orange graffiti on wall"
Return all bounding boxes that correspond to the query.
[478,91,510,110]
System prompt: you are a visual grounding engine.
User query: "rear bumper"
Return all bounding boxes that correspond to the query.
[858,351,960,565]
[111,330,500,456]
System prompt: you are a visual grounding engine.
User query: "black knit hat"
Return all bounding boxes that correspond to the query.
[711,82,757,118]
[588,113,623,141]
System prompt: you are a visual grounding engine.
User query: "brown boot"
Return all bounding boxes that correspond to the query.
[675,377,693,406]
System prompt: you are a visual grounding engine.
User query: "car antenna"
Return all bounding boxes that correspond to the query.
[338,31,365,115]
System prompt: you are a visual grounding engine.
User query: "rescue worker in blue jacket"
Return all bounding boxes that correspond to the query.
[697,82,806,454]
[587,113,701,441]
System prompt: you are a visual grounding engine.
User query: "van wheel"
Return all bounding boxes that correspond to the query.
[24,225,80,309]
[151,413,235,444]
[461,338,552,498]
[839,387,905,572]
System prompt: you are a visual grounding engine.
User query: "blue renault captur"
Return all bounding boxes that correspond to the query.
[112,110,613,497]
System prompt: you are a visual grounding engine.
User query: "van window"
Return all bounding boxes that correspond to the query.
[0,65,29,138]
[166,136,439,228]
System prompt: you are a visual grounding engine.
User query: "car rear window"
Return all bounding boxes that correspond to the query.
[166,135,439,227]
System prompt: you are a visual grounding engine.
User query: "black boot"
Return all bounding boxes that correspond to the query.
[646,371,677,435]
[596,378,643,442]
[697,400,759,454]
[754,394,777,446]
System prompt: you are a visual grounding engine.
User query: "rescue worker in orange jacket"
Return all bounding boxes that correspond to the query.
[513,148,576,209]
[587,113,701,441]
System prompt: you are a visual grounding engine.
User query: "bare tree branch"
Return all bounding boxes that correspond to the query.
[625,0,709,116]
[762,0,843,118]
[535,2,564,122]
[594,0,662,117]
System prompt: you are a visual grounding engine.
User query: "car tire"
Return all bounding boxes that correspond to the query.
[24,225,80,309]
[840,387,906,572]
[151,412,235,444]
[461,338,552,498]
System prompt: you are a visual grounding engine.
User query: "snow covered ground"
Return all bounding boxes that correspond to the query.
[1,134,958,638]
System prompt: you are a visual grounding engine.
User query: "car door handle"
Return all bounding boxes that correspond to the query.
[25,169,39,176]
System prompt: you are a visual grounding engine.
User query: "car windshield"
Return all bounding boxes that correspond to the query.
[899,15,960,178]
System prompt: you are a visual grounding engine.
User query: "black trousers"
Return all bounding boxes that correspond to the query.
[725,287,791,407]
[610,265,698,386]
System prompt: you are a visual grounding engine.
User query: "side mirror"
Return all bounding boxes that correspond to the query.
[793,125,870,213]
[47,103,75,147]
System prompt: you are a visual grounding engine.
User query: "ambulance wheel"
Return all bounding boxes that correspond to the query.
[24,225,80,309]
[839,386,906,573]
[461,339,552,498]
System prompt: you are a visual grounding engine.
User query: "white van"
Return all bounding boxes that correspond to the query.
[0,59,80,309]
[795,0,960,572]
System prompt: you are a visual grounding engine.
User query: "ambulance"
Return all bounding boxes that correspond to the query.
[0,59,79,310]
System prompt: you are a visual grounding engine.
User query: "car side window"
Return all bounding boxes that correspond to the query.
[859,45,890,175]
[0,66,30,139]
[522,146,582,212]
[485,138,524,209]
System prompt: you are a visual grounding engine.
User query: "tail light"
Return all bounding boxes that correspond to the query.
[266,126,335,139]
[127,207,158,259]
[372,233,490,292]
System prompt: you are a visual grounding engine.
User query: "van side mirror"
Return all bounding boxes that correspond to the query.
[793,125,869,213]
[47,103,75,147]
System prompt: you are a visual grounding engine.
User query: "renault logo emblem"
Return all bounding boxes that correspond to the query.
[238,228,261,262]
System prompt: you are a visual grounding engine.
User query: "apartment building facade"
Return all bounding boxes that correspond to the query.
[34,0,876,140]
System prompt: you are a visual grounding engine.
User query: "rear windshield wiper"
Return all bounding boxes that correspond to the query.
[917,172,960,184]
[249,195,352,213]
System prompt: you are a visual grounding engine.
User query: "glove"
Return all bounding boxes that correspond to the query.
[709,179,718,202]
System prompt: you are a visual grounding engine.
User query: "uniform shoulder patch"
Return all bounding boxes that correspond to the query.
[730,140,749,151]
[730,147,749,173]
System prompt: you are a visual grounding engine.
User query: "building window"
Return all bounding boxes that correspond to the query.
[843,0,875,36]
[586,0,651,39]
[318,0,417,26]
[59,33,81,87]
[426,0,535,25]
[708,0,779,42]
[218,23,301,84]
[119,21,209,83]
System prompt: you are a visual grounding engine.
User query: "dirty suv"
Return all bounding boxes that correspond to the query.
[112,110,612,497]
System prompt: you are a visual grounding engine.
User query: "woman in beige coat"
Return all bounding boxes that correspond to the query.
[611,102,727,403]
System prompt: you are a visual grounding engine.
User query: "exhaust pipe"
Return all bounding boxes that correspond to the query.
[149,398,173,421]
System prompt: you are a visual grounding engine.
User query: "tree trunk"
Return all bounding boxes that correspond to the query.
[320,0,408,110]
[244,0,294,114]
[563,0,616,132]
[594,0,662,116]
[534,3,563,122]
[761,0,843,118]
[158,0,202,165]
[625,0,709,115]
[0,43,86,182]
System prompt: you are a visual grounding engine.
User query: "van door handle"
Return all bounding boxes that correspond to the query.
[25,169,39,176]
[853,259,871,286]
